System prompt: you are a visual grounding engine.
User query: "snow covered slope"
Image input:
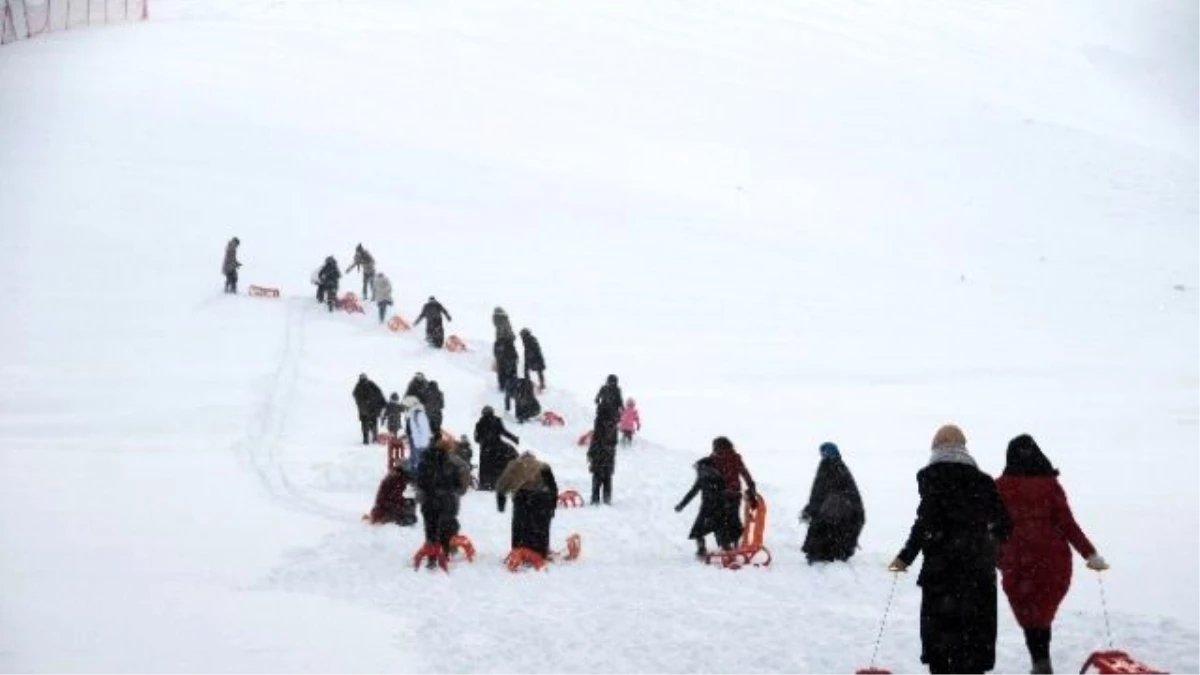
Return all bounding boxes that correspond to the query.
[1,0,1196,671]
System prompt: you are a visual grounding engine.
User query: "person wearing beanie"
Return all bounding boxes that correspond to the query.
[996,434,1108,674]
[710,436,757,550]
[889,424,1012,674]
[799,442,865,564]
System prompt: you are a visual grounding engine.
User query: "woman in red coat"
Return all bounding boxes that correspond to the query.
[995,435,1108,674]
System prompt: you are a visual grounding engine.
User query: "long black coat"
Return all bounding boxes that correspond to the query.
[520,332,546,371]
[474,414,519,490]
[896,461,1012,674]
[494,337,519,377]
[587,434,616,477]
[414,300,451,345]
[416,451,467,548]
[508,466,558,556]
[801,457,865,562]
[352,379,386,420]
[505,377,541,423]
[594,383,623,423]
[676,457,726,542]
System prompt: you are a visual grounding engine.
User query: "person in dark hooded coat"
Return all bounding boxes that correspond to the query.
[675,455,728,557]
[351,373,386,445]
[416,445,469,567]
[800,442,865,563]
[586,431,616,505]
[494,335,519,393]
[403,372,429,406]
[222,237,241,293]
[594,374,623,426]
[504,375,541,424]
[474,406,519,491]
[519,328,546,391]
[889,424,1012,675]
[315,256,341,311]
[413,296,452,348]
[995,434,1108,675]
[424,380,445,437]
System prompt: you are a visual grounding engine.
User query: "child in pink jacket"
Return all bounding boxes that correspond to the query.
[618,398,641,445]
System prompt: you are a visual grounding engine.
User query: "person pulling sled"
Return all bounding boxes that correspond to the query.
[345,243,376,300]
[496,451,559,558]
[675,455,732,558]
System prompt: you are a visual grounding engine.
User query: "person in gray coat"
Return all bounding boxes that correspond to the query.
[345,244,376,300]
[372,272,394,323]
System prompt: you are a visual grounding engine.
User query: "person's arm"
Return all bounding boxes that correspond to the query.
[441,305,452,321]
[542,466,558,495]
[1051,481,1096,558]
[500,423,519,444]
[675,482,702,511]
[892,475,931,569]
[413,308,426,326]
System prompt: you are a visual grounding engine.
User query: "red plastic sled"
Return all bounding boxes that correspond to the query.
[387,315,410,332]
[412,542,449,572]
[705,494,771,569]
[1080,650,1167,674]
[447,534,476,563]
[504,534,582,572]
[248,285,280,298]
[541,411,566,427]
[557,490,584,508]
[445,335,467,352]
[336,292,365,314]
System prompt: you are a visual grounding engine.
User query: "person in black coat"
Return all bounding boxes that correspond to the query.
[504,376,542,424]
[351,373,386,445]
[800,442,865,564]
[424,380,445,436]
[381,392,404,437]
[474,406,519,490]
[519,328,546,391]
[496,452,559,557]
[315,256,341,311]
[416,446,469,566]
[403,372,429,406]
[493,336,519,393]
[889,425,1013,675]
[413,296,452,348]
[675,456,728,557]
[594,374,623,426]
[586,430,616,506]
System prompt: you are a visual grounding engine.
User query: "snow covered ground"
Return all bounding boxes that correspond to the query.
[0,0,1196,671]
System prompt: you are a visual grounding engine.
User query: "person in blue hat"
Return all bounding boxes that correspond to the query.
[799,442,865,563]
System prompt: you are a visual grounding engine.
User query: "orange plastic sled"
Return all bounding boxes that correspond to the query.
[1080,650,1166,674]
[541,411,566,427]
[705,494,772,569]
[448,534,476,563]
[248,285,280,298]
[557,490,584,508]
[412,542,449,572]
[505,534,582,572]
[387,315,410,332]
[336,292,365,314]
[445,335,467,352]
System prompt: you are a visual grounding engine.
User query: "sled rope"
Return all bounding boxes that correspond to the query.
[1096,572,1114,649]
[868,572,900,669]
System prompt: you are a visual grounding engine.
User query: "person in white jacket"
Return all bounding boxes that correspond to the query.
[372,272,394,324]
[404,397,434,471]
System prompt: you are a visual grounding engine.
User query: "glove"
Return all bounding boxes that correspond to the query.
[1086,554,1109,571]
[674,503,684,513]
[887,558,909,573]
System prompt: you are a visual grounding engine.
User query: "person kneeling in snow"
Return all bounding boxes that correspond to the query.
[366,460,417,526]
[416,445,470,567]
[675,455,729,558]
[800,442,865,564]
[496,451,558,558]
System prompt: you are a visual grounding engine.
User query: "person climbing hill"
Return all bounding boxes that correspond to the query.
[345,243,376,300]
[222,237,241,294]
[413,296,452,348]
[799,442,864,564]
[351,373,386,445]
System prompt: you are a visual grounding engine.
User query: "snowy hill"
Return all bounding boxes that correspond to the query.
[0,0,1196,671]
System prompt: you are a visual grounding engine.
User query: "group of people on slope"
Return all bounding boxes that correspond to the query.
[883,425,1108,674]
[490,307,551,426]
[352,372,449,469]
